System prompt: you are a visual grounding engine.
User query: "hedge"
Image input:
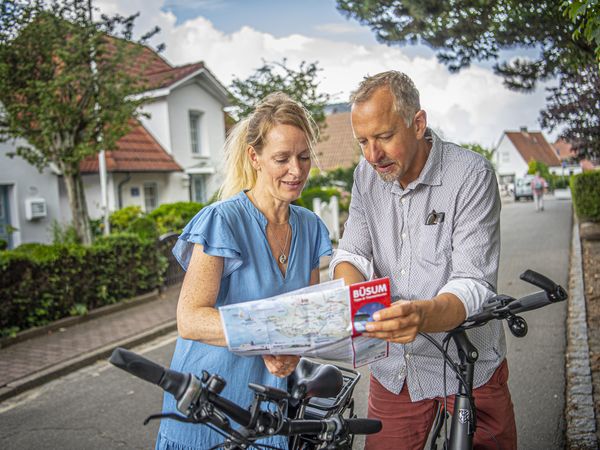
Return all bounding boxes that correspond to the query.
[148,201,203,234]
[0,234,167,337]
[571,171,600,222]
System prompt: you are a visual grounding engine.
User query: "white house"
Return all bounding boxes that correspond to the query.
[495,127,562,186]
[0,45,230,248]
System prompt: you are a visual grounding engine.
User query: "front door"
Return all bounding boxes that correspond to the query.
[0,185,12,249]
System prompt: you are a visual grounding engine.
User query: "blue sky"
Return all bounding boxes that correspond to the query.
[97,0,557,146]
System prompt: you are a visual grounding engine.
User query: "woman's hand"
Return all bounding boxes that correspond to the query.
[262,355,300,378]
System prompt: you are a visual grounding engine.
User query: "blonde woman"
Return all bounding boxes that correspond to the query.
[157,93,332,450]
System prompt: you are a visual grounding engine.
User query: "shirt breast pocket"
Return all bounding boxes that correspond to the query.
[419,224,451,265]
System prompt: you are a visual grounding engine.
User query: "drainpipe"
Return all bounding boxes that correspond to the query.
[117,172,131,209]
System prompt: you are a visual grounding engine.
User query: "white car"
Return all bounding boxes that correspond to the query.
[514,175,535,201]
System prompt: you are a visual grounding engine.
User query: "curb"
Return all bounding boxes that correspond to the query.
[0,289,160,349]
[565,214,599,449]
[0,319,177,404]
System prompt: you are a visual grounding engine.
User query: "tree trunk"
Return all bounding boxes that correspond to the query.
[62,166,93,245]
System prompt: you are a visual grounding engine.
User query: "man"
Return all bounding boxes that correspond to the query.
[329,71,516,449]
[531,171,548,212]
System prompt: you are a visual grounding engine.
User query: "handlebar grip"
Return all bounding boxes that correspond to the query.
[520,270,558,294]
[346,418,382,435]
[109,347,190,400]
[507,291,552,314]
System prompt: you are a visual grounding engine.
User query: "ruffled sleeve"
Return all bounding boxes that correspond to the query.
[312,217,333,270]
[172,206,243,277]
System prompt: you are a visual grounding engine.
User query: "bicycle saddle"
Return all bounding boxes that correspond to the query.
[289,358,343,401]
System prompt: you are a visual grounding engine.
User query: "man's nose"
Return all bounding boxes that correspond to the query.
[364,141,383,164]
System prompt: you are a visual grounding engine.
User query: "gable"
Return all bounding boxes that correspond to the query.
[315,112,361,171]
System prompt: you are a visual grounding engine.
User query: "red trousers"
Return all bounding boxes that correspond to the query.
[365,359,517,450]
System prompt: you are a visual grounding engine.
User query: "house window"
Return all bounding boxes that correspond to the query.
[189,111,204,155]
[192,175,207,203]
[144,183,158,212]
[0,185,12,249]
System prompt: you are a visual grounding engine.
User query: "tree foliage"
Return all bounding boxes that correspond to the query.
[0,0,160,244]
[336,0,595,91]
[228,59,330,126]
[336,0,599,159]
[563,0,600,64]
[540,64,600,159]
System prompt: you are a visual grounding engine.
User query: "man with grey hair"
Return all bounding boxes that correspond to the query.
[330,71,516,449]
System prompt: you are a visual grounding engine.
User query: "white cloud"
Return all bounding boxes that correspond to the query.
[96,0,557,146]
[313,22,364,34]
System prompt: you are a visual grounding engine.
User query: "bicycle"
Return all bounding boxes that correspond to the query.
[424,269,568,450]
[109,348,381,449]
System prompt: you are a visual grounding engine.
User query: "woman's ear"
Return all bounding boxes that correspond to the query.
[247,145,260,171]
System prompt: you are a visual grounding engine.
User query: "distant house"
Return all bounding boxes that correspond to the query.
[0,44,230,248]
[553,138,598,174]
[314,111,361,172]
[495,127,563,186]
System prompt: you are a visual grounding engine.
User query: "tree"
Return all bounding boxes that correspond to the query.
[540,64,600,159]
[336,0,595,91]
[563,0,600,64]
[228,59,330,126]
[336,0,599,159]
[0,0,159,244]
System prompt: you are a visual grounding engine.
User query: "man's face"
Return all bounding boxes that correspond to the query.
[351,87,425,185]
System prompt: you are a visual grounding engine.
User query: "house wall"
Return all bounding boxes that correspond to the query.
[495,135,529,181]
[167,81,226,200]
[139,99,171,154]
[0,140,62,246]
[110,172,182,212]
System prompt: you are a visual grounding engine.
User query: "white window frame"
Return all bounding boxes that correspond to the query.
[143,182,158,212]
[189,110,207,157]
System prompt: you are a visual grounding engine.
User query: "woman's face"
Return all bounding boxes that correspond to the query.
[250,124,312,203]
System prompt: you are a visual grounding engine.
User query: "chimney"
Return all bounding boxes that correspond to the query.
[520,126,528,132]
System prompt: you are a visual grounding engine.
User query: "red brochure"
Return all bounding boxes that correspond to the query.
[349,278,391,367]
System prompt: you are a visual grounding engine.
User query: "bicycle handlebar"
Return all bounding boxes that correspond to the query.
[109,348,382,439]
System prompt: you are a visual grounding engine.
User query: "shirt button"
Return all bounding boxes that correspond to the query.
[401,269,406,275]
[401,233,406,239]
[401,198,406,204]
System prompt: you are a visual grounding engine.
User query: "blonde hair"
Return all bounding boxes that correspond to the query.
[219,92,319,199]
[350,70,421,127]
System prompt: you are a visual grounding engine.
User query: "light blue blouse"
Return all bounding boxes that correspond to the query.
[157,191,332,450]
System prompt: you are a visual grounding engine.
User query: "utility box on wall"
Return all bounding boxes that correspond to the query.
[25,197,47,220]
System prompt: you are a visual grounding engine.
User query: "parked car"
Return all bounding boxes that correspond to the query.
[514,175,534,201]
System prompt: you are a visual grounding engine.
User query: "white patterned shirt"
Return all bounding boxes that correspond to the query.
[329,130,506,400]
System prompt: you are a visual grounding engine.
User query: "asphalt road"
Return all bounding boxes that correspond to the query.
[0,196,572,449]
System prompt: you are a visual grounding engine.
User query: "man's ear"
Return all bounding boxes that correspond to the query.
[413,110,427,139]
[247,145,260,170]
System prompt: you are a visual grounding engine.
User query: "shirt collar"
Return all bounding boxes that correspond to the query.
[388,128,443,195]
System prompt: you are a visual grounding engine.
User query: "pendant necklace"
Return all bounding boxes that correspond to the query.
[250,190,290,264]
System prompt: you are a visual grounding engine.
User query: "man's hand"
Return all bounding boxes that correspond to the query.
[262,355,300,378]
[363,300,424,343]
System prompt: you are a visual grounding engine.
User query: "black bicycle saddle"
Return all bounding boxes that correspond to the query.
[289,358,343,401]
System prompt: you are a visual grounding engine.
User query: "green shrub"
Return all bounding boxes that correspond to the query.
[109,206,143,232]
[148,201,203,234]
[0,234,167,337]
[571,171,600,222]
[126,216,160,241]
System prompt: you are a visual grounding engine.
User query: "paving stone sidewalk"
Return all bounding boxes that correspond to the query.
[0,285,180,403]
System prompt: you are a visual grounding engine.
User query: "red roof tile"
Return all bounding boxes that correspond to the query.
[80,121,182,173]
[314,112,361,171]
[505,131,562,167]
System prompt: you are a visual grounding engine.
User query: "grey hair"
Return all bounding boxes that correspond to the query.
[350,70,421,127]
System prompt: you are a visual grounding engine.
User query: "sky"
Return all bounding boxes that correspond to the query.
[96,0,558,147]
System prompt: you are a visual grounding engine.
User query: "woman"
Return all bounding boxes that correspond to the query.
[156,92,332,449]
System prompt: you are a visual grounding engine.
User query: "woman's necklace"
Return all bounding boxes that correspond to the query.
[250,190,291,265]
